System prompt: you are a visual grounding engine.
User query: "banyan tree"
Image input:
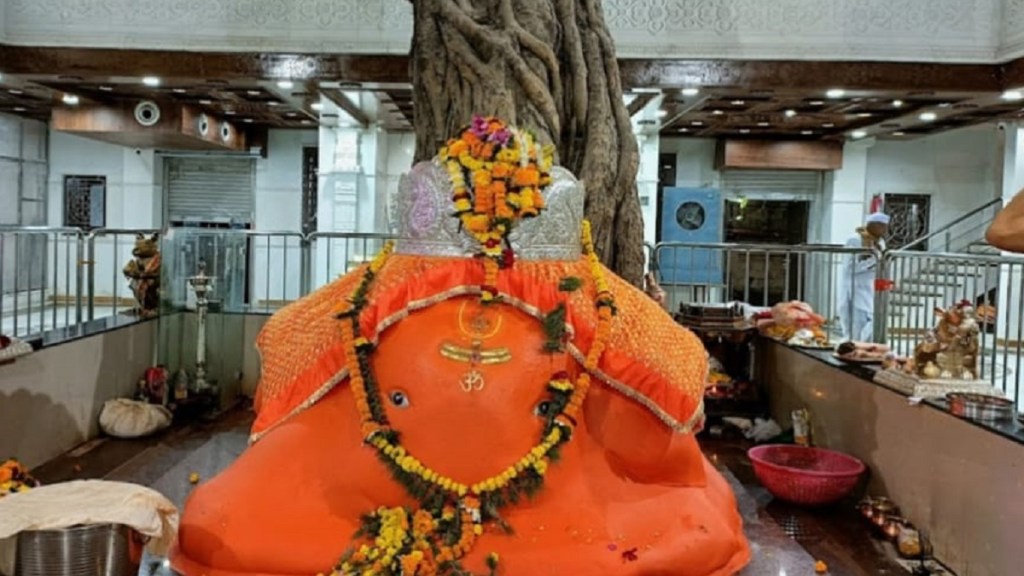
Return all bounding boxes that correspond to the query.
[408,0,645,285]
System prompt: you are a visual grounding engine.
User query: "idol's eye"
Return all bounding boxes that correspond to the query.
[389,391,411,409]
[534,401,553,418]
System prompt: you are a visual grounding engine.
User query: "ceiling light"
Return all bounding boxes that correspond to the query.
[784,109,797,118]
[712,109,724,115]
[243,118,254,123]
[8,89,22,95]
[657,110,668,118]
[99,86,113,92]
[247,90,261,96]
[267,101,280,106]
[810,100,825,106]
[919,112,937,121]
[857,112,872,118]
[822,122,836,128]
[172,88,186,94]
[225,110,236,115]
[691,120,704,126]
[142,76,161,87]
[757,122,770,127]
[938,102,951,108]
[1002,90,1023,101]
[801,130,814,135]
[826,88,846,98]
[286,112,297,117]
[678,128,689,133]
[62,94,80,105]
[13,107,26,112]
[892,131,905,136]
[199,99,213,105]
[311,102,323,111]
[681,87,700,97]
[739,129,751,134]
[277,80,295,90]
[893,99,904,108]
[851,129,868,139]
[731,100,745,106]
[301,119,313,125]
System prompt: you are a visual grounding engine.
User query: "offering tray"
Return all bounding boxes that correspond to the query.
[677,302,751,329]
[946,392,1014,422]
[873,368,1003,399]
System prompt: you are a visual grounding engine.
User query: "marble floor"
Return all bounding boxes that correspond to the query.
[27,406,950,576]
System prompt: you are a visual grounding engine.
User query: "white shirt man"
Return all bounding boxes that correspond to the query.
[838,212,889,341]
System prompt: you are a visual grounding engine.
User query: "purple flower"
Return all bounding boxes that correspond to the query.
[488,128,512,145]
[470,115,490,137]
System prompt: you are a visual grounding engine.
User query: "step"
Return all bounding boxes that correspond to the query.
[891,288,944,298]
[900,278,964,288]
[889,299,926,308]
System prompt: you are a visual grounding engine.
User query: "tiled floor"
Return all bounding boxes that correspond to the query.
[24,405,951,576]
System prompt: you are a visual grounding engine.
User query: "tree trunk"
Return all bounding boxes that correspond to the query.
[409,0,644,286]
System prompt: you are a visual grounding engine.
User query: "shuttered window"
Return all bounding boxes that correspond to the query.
[165,157,255,225]
[719,169,823,199]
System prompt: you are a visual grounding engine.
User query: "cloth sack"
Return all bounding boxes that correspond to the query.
[0,480,179,575]
[99,399,172,439]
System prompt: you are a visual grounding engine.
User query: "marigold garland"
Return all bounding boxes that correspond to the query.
[439,116,555,303]
[0,458,39,497]
[329,220,615,576]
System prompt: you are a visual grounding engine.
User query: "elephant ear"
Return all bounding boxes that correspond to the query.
[251,268,364,440]
[564,265,707,434]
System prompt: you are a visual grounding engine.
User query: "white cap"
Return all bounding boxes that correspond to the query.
[866,212,891,225]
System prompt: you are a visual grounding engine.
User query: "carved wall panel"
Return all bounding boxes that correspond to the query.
[0,0,1014,63]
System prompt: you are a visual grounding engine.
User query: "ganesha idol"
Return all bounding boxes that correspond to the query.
[171,118,750,576]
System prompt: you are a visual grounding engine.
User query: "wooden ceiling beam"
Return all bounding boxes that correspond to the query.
[0,44,1015,94]
[626,92,657,117]
[320,88,371,128]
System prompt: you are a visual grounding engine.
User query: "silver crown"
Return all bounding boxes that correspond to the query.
[391,160,585,261]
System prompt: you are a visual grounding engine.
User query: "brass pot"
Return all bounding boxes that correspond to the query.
[882,517,906,541]
[858,498,876,520]
[871,498,899,519]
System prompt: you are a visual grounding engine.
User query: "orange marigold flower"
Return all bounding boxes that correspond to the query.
[512,167,540,187]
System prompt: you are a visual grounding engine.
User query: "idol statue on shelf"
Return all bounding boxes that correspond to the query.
[170,117,750,576]
[912,302,981,381]
[123,233,162,318]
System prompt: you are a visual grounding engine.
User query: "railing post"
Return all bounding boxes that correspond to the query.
[873,250,890,344]
[75,232,85,325]
[86,233,96,321]
[300,236,312,296]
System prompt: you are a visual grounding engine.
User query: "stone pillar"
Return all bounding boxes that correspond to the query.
[316,126,362,287]
[635,131,660,269]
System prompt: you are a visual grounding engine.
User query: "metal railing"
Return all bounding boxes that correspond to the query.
[900,198,1002,253]
[653,241,871,338]
[0,226,85,337]
[3,225,1024,407]
[879,249,1024,405]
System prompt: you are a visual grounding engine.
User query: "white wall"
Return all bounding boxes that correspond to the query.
[250,130,316,304]
[660,138,718,189]
[865,125,1001,237]
[47,132,161,302]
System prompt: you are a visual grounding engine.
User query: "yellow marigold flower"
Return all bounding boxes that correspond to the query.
[535,460,549,475]
[473,525,484,536]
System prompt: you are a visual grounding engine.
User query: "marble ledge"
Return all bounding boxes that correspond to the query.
[762,338,1024,448]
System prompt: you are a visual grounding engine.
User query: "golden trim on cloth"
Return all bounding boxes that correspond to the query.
[250,255,707,442]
